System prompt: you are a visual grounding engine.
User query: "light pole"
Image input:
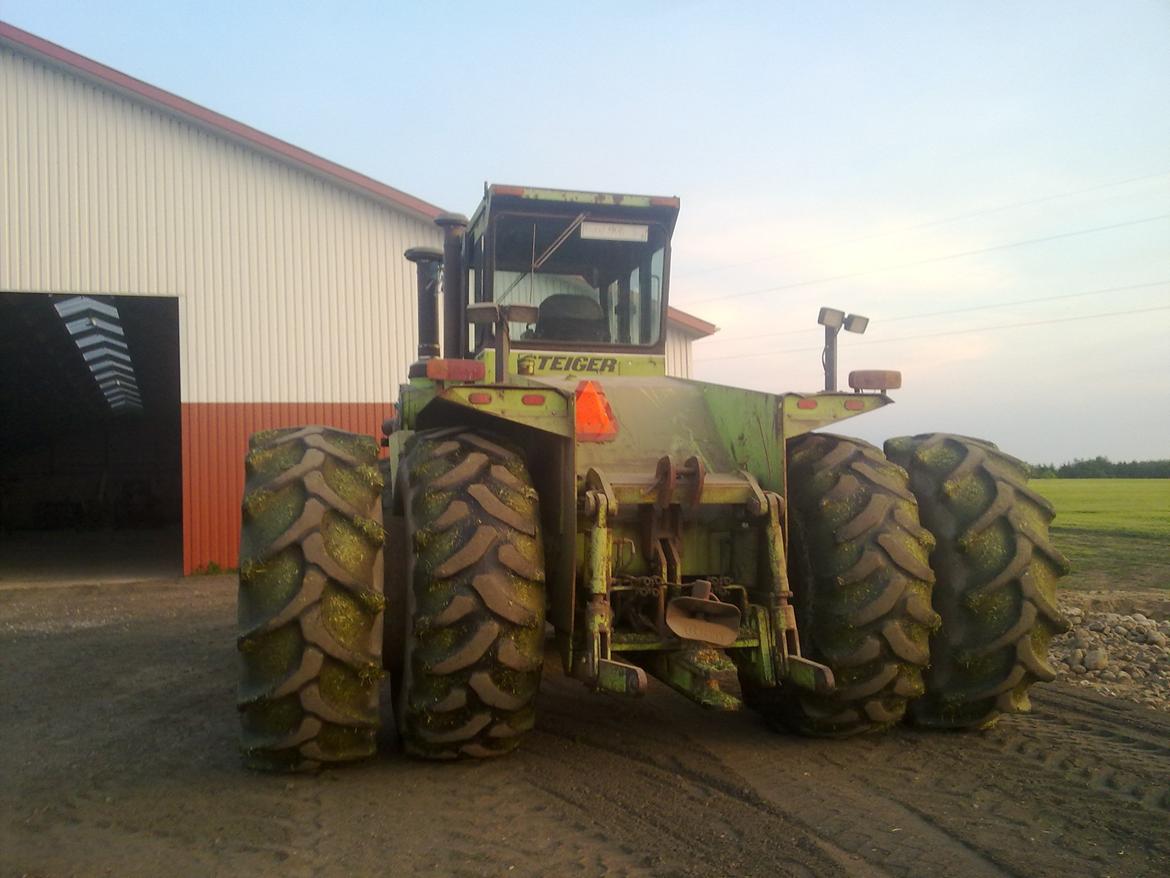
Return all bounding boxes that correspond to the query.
[818,307,869,391]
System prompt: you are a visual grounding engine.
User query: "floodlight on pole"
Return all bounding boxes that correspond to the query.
[819,306,870,391]
[817,307,845,330]
[844,314,869,334]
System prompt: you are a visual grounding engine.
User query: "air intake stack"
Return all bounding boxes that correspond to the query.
[434,212,469,358]
[404,246,443,361]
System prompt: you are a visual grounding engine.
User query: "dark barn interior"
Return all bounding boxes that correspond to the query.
[0,292,182,581]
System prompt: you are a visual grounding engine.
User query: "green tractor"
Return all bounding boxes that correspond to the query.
[236,185,1070,770]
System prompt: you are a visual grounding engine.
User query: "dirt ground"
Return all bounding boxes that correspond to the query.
[2,577,1169,878]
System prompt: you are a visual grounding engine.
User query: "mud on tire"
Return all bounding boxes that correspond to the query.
[237,426,385,771]
[757,433,939,736]
[885,434,1070,729]
[398,429,545,759]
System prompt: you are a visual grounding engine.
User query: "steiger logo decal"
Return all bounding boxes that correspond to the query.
[518,355,618,374]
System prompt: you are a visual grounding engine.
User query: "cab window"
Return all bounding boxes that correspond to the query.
[490,213,666,347]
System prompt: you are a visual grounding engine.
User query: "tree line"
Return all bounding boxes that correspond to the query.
[1029,457,1170,479]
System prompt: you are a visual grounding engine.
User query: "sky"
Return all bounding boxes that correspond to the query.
[4,1,1169,464]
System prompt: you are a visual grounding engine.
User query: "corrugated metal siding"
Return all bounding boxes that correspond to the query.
[665,326,694,378]
[181,402,389,571]
[0,44,441,404]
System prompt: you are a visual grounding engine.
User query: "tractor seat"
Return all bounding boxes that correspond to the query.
[535,294,610,342]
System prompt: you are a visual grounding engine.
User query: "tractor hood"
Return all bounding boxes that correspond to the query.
[531,374,753,478]
[524,373,894,496]
[428,369,893,498]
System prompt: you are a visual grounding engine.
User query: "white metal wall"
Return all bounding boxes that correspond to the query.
[665,326,694,378]
[0,44,441,404]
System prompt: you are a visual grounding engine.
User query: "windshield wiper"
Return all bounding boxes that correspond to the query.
[498,213,586,303]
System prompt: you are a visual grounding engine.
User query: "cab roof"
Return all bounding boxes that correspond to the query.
[473,183,681,237]
[487,183,679,210]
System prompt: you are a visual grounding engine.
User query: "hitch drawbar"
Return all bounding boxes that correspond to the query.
[573,457,835,708]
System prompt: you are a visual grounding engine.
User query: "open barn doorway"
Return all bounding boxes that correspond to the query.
[0,292,182,583]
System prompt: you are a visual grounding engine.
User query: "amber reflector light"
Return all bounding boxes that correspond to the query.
[574,380,618,441]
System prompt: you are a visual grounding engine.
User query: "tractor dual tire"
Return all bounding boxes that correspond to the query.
[884,434,1070,730]
[397,429,546,759]
[237,426,386,771]
[754,433,940,736]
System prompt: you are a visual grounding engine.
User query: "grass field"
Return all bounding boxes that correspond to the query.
[1033,479,1170,592]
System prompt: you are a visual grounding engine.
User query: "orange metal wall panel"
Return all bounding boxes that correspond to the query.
[181,402,391,573]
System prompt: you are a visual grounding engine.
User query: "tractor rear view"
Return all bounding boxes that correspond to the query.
[235,185,1069,769]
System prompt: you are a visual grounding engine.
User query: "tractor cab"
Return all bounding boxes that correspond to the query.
[449,186,680,377]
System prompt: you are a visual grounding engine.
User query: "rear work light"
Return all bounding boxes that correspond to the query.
[848,370,902,392]
[574,380,618,442]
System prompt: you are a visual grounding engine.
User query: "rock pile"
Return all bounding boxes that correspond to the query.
[1050,605,1170,710]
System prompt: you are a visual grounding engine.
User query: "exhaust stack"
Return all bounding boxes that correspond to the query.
[404,246,443,360]
[435,212,469,358]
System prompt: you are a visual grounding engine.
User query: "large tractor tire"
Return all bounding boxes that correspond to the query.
[884,434,1070,729]
[397,429,545,759]
[236,426,386,771]
[752,433,939,736]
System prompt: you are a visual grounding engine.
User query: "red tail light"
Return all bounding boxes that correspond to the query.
[574,380,618,442]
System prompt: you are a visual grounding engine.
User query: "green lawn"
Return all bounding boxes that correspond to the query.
[1033,479,1170,592]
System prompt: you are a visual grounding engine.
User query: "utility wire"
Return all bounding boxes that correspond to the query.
[695,305,1170,363]
[676,170,1170,279]
[699,280,1170,346]
[680,213,1170,307]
